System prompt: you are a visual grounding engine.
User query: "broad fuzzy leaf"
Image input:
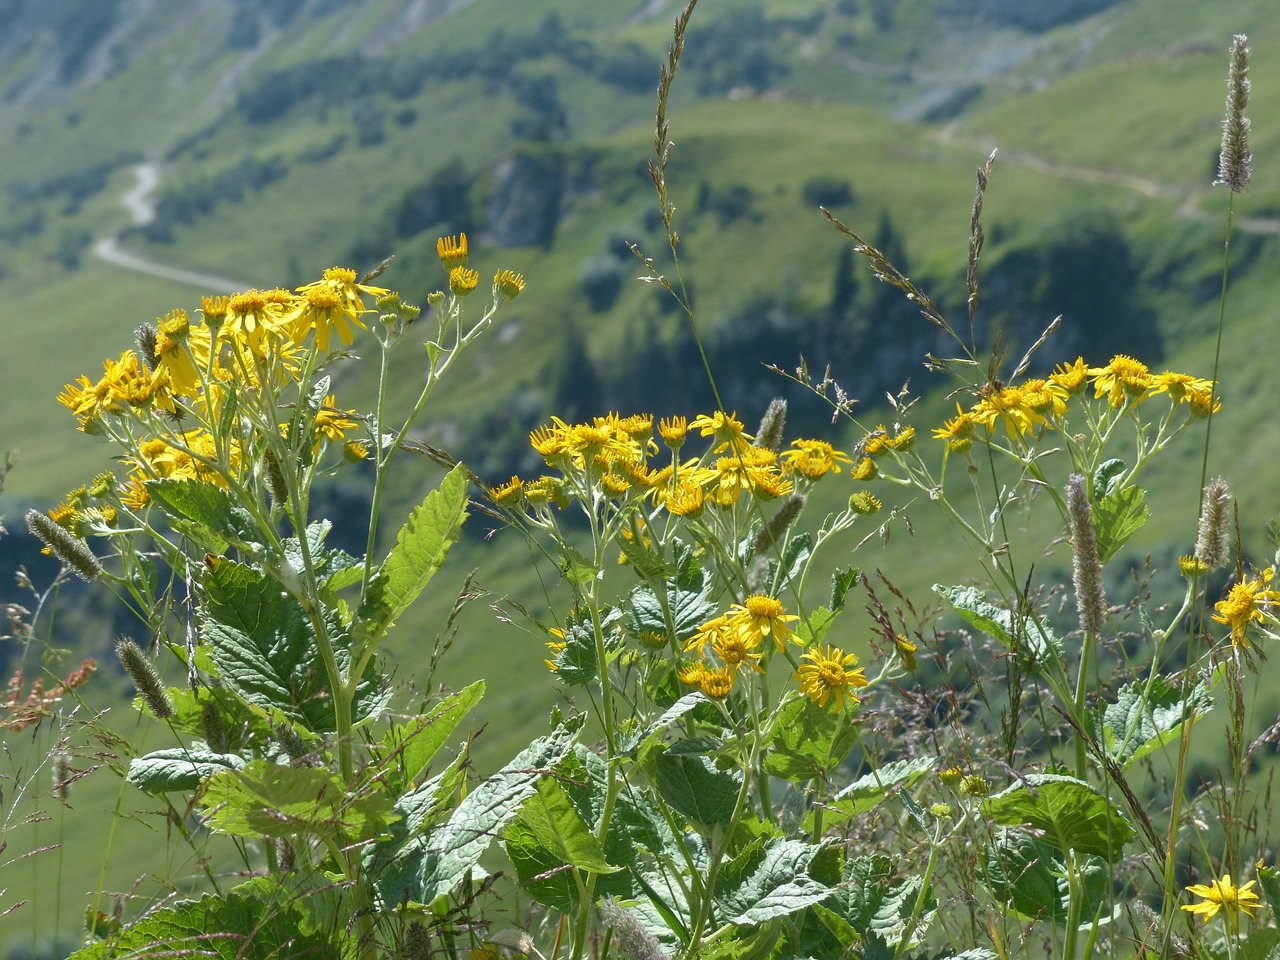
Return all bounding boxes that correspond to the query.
[373,719,580,907]
[649,750,742,829]
[200,558,386,732]
[625,546,719,646]
[822,854,936,945]
[355,462,469,651]
[147,478,265,555]
[981,774,1133,861]
[934,584,1063,663]
[715,838,836,925]
[199,760,396,844]
[67,890,333,959]
[1092,483,1148,564]
[374,680,484,792]
[1100,675,1212,769]
[127,747,245,795]
[981,829,1108,927]
[765,696,860,782]
[804,756,937,835]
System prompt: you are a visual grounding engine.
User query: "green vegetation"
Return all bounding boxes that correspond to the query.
[3,1,1280,956]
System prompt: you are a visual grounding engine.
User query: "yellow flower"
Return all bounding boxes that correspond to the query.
[848,492,881,515]
[1181,874,1261,922]
[972,385,1040,438]
[494,270,526,303]
[438,234,469,269]
[1151,371,1215,403]
[1049,357,1089,394]
[659,416,688,448]
[932,403,975,450]
[312,396,360,452]
[711,629,765,674]
[781,439,854,479]
[698,665,736,700]
[665,480,705,517]
[449,266,480,297]
[730,595,800,652]
[223,289,291,355]
[1212,568,1280,648]
[544,627,567,672]
[690,411,752,453]
[795,644,868,709]
[685,613,733,658]
[1089,354,1152,407]
[489,476,523,506]
[851,457,877,481]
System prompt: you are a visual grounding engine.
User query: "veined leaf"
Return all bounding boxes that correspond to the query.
[355,462,469,651]
[147,478,265,555]
[714,837,836,925]
[127,747,245,795]
[199,760,396,844]
[649,750,742,829]
[804,756,937,835]
[764,696,860,782]
[1100,675,1212,769]
[374,680,484,791]
[981,773,1133,861]
[374,719,580,908]
[1093,483,1148,564]
[67,890,333,959]
[981,829,1108,927]
[934,584,1063,663]
[822,854,936,945]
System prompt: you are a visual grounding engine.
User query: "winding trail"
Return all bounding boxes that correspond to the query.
[91,162,250,293]
[936,124,1280,236]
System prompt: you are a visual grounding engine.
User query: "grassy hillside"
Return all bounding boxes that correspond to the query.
[2,0,1279,949]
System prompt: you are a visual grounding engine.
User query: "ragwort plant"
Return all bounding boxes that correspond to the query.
[485,15,1280,960]
[32,249,546,958]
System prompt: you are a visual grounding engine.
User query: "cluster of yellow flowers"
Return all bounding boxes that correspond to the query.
[932,355,1219,448]
[491,410,862,518]
[1212,567,1280,651]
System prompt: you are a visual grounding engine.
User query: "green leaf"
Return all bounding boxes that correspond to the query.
[804,757,937,835]
[146,478,265,555]
[831,567,860,612]
[1258,864,1280,913]
[518,776,620,874]
[67,890,333,959]
[622,691,710,756]
[714,837,835,925]
[199,760,396,844]
[625,546,718,646]
[374,681,484,792]
[981,773,1133,861]
[981,829,1108,927]
[823,854,936,945]
[1100,675,1213,769]
[764,696,860,782]
[934,584,1063,663]
[1093,483,1148,564]
[126,747,245,795]
[355,462,469,651]
[796,606,839,646]
[373,719,580,908]
[649,750,742,829]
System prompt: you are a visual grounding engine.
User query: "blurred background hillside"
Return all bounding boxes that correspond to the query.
[2,0,1279,951]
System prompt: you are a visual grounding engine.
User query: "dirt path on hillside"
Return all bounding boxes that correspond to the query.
[91,162,251,293]
[936,124,1280,236]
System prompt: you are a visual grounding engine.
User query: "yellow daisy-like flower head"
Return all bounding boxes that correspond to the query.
[932,403,975,451]
[730,595,800,652]
[1090,354,1152,407]
[665,480,705,518]
[690,411,752,453]
[795,643,868,710]
[438,234,468,269]
[1049,357,1089,395]
[781,439,854,479]
[1181,874,1261,923]
[449,266,480,297]
[1212,568,1280,649]
[698,665,736,700]
[659,416,688,448]
[489,476,524,506]
[494,270,526,304]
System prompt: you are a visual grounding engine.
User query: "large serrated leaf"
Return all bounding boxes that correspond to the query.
[1093,483,1148,564]
[934,584,1062,663]
[714,838,835,925]
[127,747,245,795]
[373,719,580,907]
[374,681,484,791]
[67,890,333,959]
[823,854,936,945]
[199,760,396,844]
[356,462,469,651]
[1100,675,1213,769]
[764,696,859,782]
[649,751,742,829]
[981,774,1133,861]
[625,543,718,645]
[804,756,937,835]
[147,478,266,555]
[200,558,386,732]
[981,829,1108,927]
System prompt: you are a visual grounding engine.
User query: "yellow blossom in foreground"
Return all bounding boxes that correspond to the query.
[1049,357,1089,394]
[494,270,526,303]
[690,411,751,453]
[781,439,854,479]
[312,396,360,452]
[659,415,688,447]
[449,267,480,297]
[1090,354,1152,407]
[1212,568,1280,648]
[698,665,736,700]
[489,476,523,505]
[1181,874,1261,922]
[438,234,468,268]
[795,644,868,710]
[730,595,800,652]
